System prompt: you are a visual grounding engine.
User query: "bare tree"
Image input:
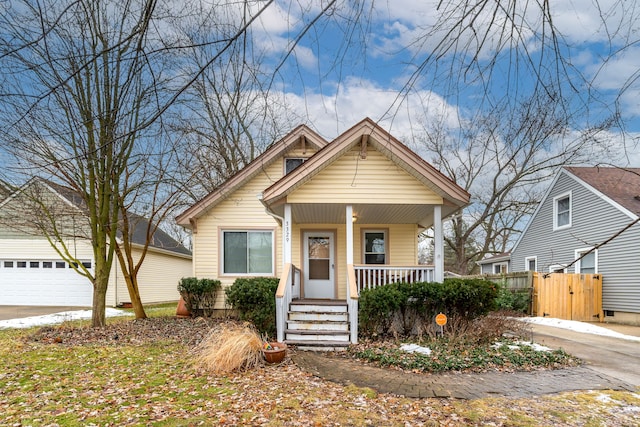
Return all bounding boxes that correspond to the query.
[417,91,618,274]
[171,7,294,199]
[0,0,176,326]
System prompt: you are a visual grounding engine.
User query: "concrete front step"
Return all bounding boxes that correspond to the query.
[289,303,347,313]
[285,329,350,342]
[286,339,351,352]
[287,319,349,331]
[288,311,348,322]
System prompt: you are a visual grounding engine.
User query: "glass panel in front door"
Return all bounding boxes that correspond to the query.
[308,237,330,280]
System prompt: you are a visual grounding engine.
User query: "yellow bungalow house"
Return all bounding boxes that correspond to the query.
[176,118,469,348]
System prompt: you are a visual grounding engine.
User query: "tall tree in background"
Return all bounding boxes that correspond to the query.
[417,92,617,274]
[171,3,294,199]
[0,0,176,326]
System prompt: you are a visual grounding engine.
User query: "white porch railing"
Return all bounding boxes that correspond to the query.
[354,265,435,293]
[275,263,301,342]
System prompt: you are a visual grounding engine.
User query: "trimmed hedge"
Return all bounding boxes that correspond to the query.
[177,277,221,317]
[224,277,279,337]
[358,278,499,337]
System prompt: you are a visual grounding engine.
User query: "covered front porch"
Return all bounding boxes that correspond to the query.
[274,203,446,345]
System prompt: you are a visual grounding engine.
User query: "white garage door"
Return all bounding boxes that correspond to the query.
[0,259,93,306]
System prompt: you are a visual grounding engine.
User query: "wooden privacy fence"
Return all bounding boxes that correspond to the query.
[463,271,603,322]
[534,273,604,322]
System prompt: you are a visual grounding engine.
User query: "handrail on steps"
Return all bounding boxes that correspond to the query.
[347,263,358,344]
[275,263,300,342]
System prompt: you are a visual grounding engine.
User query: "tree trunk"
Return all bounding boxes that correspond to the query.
[91,275,109,327]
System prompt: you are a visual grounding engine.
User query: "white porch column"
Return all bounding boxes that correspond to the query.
[283,204,292,265]
[346,205,353,264]
[434,205,444,282]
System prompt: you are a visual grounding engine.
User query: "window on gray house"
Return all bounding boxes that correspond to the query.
[554,192,572,229]
[577,249,597,274]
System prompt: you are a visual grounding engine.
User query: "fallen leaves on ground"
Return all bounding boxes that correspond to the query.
[0,317,637,426]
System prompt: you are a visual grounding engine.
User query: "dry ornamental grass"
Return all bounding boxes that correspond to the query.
[194,322,264,374]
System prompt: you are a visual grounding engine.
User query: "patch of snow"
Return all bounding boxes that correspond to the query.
[400,343,432,355]
[596,393,613,403]
[518,317,640,342]
[0,308,133,329]
[491,341,553,352]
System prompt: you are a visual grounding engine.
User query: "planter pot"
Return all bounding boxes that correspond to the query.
[176,296,191,318]
[263,342,287,364]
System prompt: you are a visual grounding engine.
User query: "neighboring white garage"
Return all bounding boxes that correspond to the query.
[0,179,192,308]
[0,258,93,306]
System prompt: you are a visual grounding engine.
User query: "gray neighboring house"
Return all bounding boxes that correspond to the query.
[477,252,511,274]
[510,166,640,324]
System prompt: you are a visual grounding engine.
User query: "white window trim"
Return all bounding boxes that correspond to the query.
[493,261,509,274]
[553,191,572,231]
[575,247,598,274]
[362,229,388,265]
[524,256,537,271]
[549,264,568,273]
[284,157,306,175]
[220,229,275,276]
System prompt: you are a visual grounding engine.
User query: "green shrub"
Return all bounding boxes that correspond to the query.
[178,277,221,317]
[358,278,499,337]
[495,282,531,314]
[224,277,279,337]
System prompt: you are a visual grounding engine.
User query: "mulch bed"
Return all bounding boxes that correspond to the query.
[25,316,230,347]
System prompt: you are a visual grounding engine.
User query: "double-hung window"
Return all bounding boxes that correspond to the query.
[222,230,274,275]
[576,248,597,274]
[553,191,572,230]
[363,230,387,264]
[525,256,537,271]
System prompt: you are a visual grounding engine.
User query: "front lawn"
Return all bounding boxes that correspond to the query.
[0,315,638,426]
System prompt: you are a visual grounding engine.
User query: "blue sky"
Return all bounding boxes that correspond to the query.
[239,0,640,165]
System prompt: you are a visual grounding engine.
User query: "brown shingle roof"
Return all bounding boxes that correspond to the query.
[565,166,640,216]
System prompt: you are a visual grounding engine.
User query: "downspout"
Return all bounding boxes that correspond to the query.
[258,194,284,224]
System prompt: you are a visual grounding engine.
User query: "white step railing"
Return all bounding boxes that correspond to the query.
[275,263,301,342]
[354,265,435,293]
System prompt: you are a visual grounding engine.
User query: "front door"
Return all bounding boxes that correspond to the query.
[303,231,335,299]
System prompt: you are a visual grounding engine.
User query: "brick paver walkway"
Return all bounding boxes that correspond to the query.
[292,352,635,399]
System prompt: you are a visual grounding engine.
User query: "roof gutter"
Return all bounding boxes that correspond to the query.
[258,193,284,224]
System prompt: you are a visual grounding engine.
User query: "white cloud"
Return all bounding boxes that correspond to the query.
[281,77,460,141]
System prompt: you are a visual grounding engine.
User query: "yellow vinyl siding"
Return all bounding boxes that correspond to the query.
[287,148,443,204]
[354,224,417,265]
[293,223,419,299]
[193,159,290,308]
[106,247,192,306]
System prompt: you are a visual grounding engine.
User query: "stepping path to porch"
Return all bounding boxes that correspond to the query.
[291,352,635,399]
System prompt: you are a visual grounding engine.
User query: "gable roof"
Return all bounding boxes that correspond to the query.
[565,166,640,217]
[510,166,640,255]
[176,124,328,227]
[476,252,511,265]
[3,178,191,256]
[261,118,470,210]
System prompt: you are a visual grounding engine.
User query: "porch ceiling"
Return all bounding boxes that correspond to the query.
[274,203,460,227]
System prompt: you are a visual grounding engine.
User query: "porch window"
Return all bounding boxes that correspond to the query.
[575,248,597,274]
[525,256,537,271]
[553,191,572,230]
[363,230,387,264]
[222,230,273,275]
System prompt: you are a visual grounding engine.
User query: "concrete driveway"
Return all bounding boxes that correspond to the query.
[530,322,640,387]
[0,306,90,321]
